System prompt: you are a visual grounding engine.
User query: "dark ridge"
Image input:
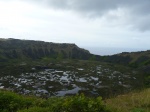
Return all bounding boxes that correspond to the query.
[0,38,91,61]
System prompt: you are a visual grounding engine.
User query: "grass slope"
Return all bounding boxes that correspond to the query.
[0,89,150,112]
[106,88,150,112]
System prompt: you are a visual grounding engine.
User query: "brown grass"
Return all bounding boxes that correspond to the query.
[105,88,150,112]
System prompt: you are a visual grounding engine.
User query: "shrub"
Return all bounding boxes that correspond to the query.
[45,94,110,112]
[0,90,110,112]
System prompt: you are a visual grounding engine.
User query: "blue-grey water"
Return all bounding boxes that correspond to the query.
[83,47,148,56]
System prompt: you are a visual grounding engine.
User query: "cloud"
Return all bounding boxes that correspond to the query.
[2,0,150,31]
[44,0,150,16]
[36,0,150,31]
[1,0,150,53]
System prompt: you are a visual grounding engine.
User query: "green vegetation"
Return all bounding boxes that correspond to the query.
[0,38,91,62]
[1,38,150,68]
[0,39,150,87]
[106,88,150,112]
[0,90,34,112]
[0,38,150,111]
[0,90,110,112]
[0,89,150,112]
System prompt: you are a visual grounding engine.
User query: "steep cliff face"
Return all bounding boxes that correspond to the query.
[1,38,150,68]
[0,38,91,61]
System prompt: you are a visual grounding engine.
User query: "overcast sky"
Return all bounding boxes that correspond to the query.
[0,0,150,55]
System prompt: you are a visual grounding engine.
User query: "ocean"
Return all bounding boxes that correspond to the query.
[83,47,148,56]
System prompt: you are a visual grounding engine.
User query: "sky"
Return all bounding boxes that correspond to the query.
[0,0,150,55]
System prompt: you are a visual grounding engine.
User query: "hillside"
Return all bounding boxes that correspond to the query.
[0,38,149,112]
[117,51,150,68]
[1,38,150,69]
[100,50,150,68]
[99,51,150,87]
[0,38,91,62]
[106,88,150,112]
[0,38,149,88]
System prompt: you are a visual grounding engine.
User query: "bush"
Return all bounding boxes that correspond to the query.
[0,90,110,112]
[37,94,111,112]
[0,90,35,112]
[18,107,50,112]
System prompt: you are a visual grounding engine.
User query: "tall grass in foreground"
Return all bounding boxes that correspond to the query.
[105,88,150,112]
[0,89,149,112]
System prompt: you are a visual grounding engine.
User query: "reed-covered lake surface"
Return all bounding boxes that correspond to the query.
[0,60,144,98]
